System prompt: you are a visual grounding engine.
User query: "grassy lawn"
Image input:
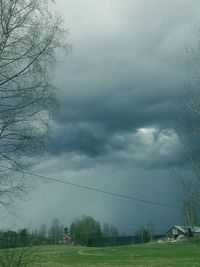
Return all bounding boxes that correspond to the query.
[27,243,200,267]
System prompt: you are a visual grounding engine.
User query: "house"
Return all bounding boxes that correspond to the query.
[166,225,200,239]
[58,234,73,245]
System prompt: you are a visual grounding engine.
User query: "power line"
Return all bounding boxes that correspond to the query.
[18,168,182,210]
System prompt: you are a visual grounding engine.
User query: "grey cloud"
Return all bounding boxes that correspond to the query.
[48,0,200,163]
[48,84,181,163]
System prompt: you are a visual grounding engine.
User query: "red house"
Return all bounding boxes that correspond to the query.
[58,234,73,245]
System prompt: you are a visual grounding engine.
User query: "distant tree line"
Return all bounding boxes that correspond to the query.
[0,219,63,248]
[0,216,156,248]
[0,229,30,249]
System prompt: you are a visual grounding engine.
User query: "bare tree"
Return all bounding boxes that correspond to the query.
[0,245,37,267]
[177,174,199,226]
[0,0,69,207]
[175,37,200,224]
[147,222,154,242]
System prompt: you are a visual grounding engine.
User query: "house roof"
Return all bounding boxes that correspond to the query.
[167,225,200,234]
[59,234,72,240]
[174,226,189,234]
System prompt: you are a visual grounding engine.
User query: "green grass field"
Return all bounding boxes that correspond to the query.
[27,243,200,267]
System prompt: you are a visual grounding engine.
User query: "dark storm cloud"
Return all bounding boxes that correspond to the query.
[46,0,200,167]
[49,49,184,164]
[51,42,185,161]
[49,95,176,153]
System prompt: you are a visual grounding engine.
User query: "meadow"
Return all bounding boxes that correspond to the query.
[28,243,200,267]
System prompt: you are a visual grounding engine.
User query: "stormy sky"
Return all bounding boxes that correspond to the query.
[2,0,200,234]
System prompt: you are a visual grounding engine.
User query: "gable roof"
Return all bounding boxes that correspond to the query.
[59,234,72,240]
[174,226,189,234]
[167,225,200,234]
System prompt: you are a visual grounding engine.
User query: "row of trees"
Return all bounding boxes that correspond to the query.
[0,217,120,247]
[0,217,156,248]
[0,219,64,248]
[43,217,155,245]
[0,229,29,249]
[47,216,120,246]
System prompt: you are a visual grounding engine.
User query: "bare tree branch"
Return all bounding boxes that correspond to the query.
[0,0,70,208]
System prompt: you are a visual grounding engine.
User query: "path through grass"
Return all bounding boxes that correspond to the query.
[28,243,200,266]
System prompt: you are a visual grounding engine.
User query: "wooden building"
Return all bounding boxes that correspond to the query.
[166,225,200,239]
[58,234,73,245]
